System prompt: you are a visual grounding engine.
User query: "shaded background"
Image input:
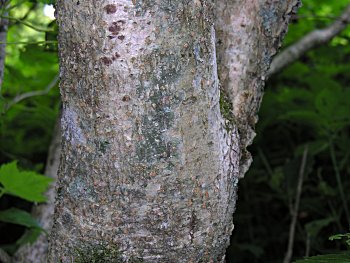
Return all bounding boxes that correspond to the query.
[0,0,349,262]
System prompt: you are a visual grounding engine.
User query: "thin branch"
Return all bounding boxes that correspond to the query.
[0,40,57,45]
[295,14,337,21]
[0,15,53,32]
[283,146,308,263]
[18,2,37,22]
[268,4,350,77]
[5,74,59,111]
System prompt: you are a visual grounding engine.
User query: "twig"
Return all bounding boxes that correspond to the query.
[0,15,53,32]
[295,14,337,21]
[0,40,57,45]
[329,140,350,228]
[268,4,350,77]
[283,145,308,263]
[5,74,59,111]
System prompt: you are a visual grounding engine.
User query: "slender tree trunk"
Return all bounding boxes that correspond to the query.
[0,0,8,90]
[0,3,11,262]
[49,1,300,262]
[12,119,61,263]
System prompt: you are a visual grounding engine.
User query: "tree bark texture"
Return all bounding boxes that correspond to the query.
[49,1,300,262]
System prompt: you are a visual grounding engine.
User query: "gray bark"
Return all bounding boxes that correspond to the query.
[215,0,301,178]
[49,1,300,262]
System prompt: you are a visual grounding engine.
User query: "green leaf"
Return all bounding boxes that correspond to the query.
[330,233,350,248]
[293,253,350,263]
[329,233,350,241]
[16,228,43,246]
[0,161,53,202]
[305,217,335,238]
[0,208,41,228]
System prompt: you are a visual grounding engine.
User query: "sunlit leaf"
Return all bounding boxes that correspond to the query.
[0,161,52,202]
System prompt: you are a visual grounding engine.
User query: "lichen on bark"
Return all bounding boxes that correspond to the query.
[49,0,300,262]
[73,242,143,263]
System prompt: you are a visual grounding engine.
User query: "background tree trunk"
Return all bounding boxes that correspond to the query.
[0,0,8,90]
[49,1,300,262]
[12,119,61,263]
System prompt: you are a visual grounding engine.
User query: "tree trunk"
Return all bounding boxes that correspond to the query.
[49,1,300,262]
[13,119,61,263]
[0,0,8,90]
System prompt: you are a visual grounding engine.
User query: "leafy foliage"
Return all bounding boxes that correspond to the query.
[0,161,52,202]
[293,253,350,263]
[330,233,350,248]
[0,0,57,253]
[0,162,51,253]
[0,208,42,228]
[0,161,51,251]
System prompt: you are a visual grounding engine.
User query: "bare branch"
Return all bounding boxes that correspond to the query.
[5,74,59,111]
[0,40,57,45]
[268,4,350,77]
[0,15,54,33]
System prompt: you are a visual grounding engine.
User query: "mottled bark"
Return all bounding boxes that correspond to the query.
[12,119,61,262]
[49,1,300,262]
[215,0,300,177]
